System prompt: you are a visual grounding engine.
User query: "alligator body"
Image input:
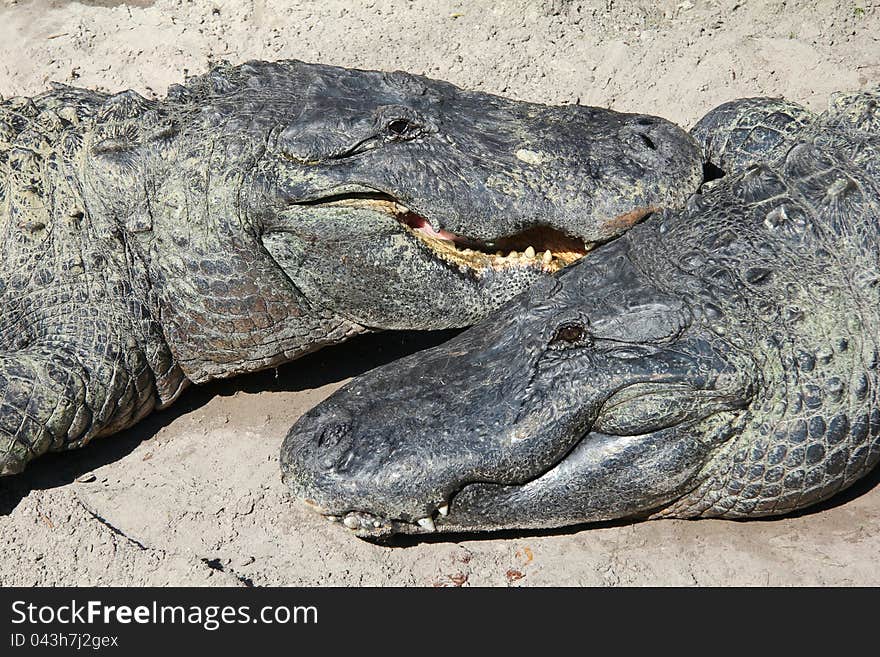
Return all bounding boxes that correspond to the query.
[0,60,703,475]
[282,89,880,537]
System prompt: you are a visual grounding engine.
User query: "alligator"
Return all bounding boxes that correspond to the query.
[0,59,703,475]
[282,89,880,537]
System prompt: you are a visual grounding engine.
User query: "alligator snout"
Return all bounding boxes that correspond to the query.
[281,406,357,513]
[301,419,355,476]
[282,398,460,527]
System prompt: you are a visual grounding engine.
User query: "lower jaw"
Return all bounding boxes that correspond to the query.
[317,509,461,539]
[300,497,447,537]
[306,197,592,273]
[410,229,588,274]
[394,206,590,273]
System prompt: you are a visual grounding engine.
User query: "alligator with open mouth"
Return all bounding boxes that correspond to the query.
[0,59,702,474]
[282,89,880,537]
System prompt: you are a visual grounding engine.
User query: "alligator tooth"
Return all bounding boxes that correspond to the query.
[496,251,504,257]
[508,250,518,258]
[326,515,340,522]
[417,516,436,532]
[343,515,360,529]
[373,520,382,528]
[396,203,411,214]
[524,246,536,259]
[543,249,553,264]
[437,504,449,517]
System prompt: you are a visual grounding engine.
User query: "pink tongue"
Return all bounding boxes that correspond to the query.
[404,213,464,243]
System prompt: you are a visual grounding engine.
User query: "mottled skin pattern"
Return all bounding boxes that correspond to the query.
[690,96,815,174]
[282,89,880,537]
[0,60,703,475]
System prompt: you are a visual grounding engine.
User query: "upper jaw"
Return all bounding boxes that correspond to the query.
[280,374,586,536]
[281,383,614,537]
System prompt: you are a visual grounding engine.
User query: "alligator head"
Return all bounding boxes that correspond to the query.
[169,60,701,331]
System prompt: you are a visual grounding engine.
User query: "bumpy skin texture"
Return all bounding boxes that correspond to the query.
[0,60,703,475]
[690,96,815,174]
[282,89,880,537]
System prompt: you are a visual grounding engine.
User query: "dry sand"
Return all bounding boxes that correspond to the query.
[0,0,878,586]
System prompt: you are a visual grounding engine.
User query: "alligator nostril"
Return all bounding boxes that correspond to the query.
[316,422,350,448]
[637,133,657,150]
[307,421,354,471]
[635,117,655,126]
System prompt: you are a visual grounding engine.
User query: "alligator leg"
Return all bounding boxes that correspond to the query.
[0,331,157,475]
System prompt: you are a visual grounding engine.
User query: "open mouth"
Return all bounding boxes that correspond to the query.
[300,192,592,273]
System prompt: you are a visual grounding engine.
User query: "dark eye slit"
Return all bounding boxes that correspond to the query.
[387,119,413,136]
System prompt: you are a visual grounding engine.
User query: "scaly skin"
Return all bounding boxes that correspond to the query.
[282,89,880,537]
[0,60,703,475]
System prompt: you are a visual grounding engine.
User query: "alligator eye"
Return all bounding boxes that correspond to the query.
[386,118,415,138]
[549,322,590,348]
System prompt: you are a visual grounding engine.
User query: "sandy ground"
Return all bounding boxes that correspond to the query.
[1,0,879,586]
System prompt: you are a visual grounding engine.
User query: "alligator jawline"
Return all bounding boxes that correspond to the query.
[302,194,591,273]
